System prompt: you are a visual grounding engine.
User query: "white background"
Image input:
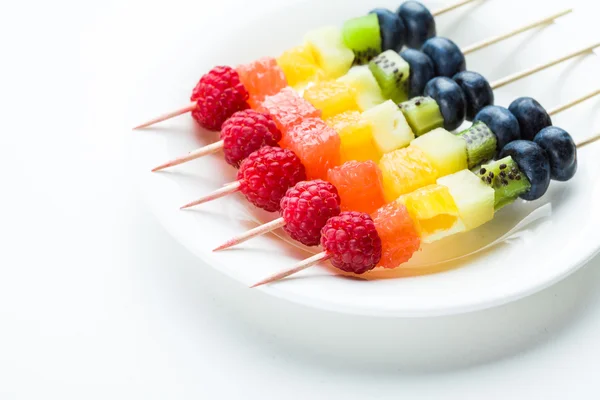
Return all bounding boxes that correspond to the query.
[1,0,600,398]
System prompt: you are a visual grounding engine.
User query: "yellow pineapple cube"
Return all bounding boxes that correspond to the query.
[304,26,355,79]
[397,184,466,243]
[277,45,324,90]
[379,146,439,202]
[337,66,386,111]
[325,111,381,163]
[437,170,495,230]
[303,81,359,119]
[362,100,414,154]
[410,128,468,178]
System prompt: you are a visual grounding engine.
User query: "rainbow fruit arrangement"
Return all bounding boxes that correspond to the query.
[136,1,600,286]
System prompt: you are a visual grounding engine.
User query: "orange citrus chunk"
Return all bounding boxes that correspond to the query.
[303,81,359,119]
[396,184,466,243]
[277,45,324,89]
[325,111,381,163]
[378,146,439,202]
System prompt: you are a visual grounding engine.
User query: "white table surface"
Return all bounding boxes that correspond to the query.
[2,0,600,398]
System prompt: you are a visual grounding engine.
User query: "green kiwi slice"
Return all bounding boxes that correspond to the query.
[457,122,497,169]
[475,156,531,210]
[342,14,382,65]
[368,50,410,103]
[398,96,444,136]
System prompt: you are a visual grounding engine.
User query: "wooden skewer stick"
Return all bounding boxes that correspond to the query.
[432,0,479,16]
[548,89,600,116]
[250,252,331,288]
[576,132,600,149]
[491,42,600,89]
[133,102,196,130]
[213,218,286,251]
[180,181,241,209]
[462,9,572,55]
[152,140,224,172]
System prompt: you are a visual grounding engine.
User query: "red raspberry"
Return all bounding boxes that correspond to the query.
[190,66,249,131]
[220,110,282,168]
[280,180,341,246]
[237,146,306,212]
[320,211,382,274]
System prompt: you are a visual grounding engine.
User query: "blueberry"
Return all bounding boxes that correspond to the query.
[369,8,406,52]
[474,106,520,151]
[399,49,435,97]
[508,97,552,141]
[499,140,551,201]
[421,37,466,78]
[397,1,436,49]
[452,71,494,120]
[534,126,577,181]
[424,77,466,131]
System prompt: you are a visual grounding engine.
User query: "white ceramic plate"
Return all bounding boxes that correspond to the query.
[129,0,600,316]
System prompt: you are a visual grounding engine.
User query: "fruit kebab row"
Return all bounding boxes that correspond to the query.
[179,43,599,212]
[133,0,478,130]
[151,15,582,176]
[251,128,600,287]
[209,87,600,251]
[135,6,571,135]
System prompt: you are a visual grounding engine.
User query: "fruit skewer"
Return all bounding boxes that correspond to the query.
[151,18,581,176]
[211,87,600,251]
[180,47,599,211]
[259,41,598,184]
[251,129,600,287]
[134,6,570,133]
[132,0,478,131]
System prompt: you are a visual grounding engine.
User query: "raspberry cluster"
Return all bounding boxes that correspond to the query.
[220,110,282,168]
[320,211,382,274]
[280,180,341,246]
[190,66,249,131]
[237,146,306,212]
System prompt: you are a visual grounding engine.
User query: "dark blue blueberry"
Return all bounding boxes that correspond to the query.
[499,140,551,201]
[508,97,552,141]
[474,106,520,151]
[424,77,466,131]
[399,49,435,97]
[369,8,406,52]
[452,71,494,120]
[396,1,436,49]
[421,37,466,78]
[534,126,577,181]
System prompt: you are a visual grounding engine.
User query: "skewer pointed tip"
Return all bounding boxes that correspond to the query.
[151,162,172,172]
[213,218,286,252]
[213,240,236,252]
[151,140,225,172]
[179,181,242,210]
[133,102,197,130]
[179,197,209,210]
[250,252,331,287]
